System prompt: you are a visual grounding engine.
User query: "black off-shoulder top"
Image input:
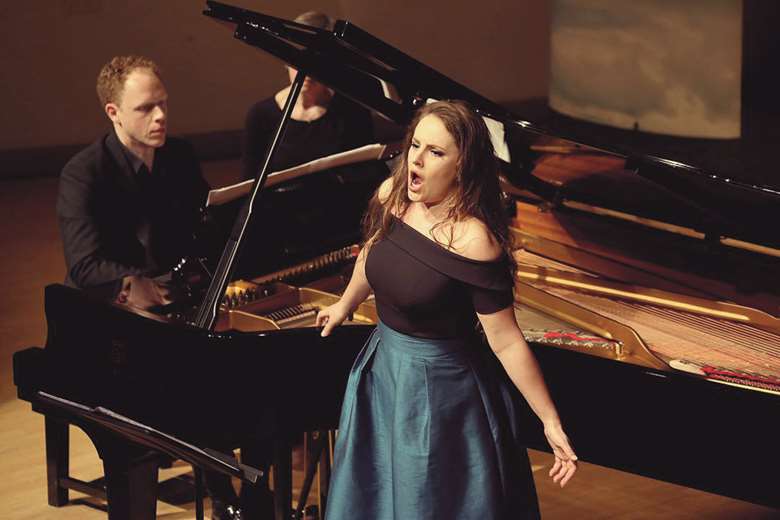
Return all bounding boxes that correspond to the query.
[365,217,514,338]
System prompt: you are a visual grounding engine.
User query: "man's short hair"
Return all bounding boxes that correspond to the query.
[96,55,162,107]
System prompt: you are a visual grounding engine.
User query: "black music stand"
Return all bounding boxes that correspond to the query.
[35,391,263,520]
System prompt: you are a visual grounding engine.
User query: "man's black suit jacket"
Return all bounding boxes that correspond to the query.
[56,129,210,299]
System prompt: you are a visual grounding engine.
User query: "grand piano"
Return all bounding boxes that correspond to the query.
[14,1,780,518]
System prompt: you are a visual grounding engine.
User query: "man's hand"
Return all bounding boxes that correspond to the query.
[116,275,172,310]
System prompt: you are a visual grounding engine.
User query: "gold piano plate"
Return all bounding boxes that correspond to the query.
[217,280,376,332]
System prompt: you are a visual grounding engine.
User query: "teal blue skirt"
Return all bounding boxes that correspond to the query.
[326,322,540,519]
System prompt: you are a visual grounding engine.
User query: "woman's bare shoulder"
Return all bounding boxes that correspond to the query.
[453,217,503,261]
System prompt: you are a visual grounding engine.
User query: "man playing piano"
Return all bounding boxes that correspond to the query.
[57,55,209,310]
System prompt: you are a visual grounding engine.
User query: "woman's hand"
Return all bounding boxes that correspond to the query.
[544,420,578,488]
[315,301,352,337]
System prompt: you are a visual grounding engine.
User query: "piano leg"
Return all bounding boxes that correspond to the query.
[273,437,292,520]
[95,436,160,520]
[297,430,330,519]
[193,467,205,520]
[44,416,69,506]
[317,430,333,516]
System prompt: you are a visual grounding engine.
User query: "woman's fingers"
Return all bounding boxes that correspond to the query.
[545,425,578,487]
[551,457,566,483]
[550,457,577,487]
[559,461,577,488]
[321,319,335,337]
[548,457,562,477]
[315,310,328,327]
[317,309,335,337]
[316,304,351,336]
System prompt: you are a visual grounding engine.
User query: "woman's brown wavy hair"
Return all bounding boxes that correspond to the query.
[363,100,515,274]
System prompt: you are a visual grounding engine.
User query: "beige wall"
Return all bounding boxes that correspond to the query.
[0,0,549,151]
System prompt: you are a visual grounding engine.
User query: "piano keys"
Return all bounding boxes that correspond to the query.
[217,245,377,333]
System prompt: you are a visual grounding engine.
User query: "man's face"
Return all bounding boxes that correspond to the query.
[106,68,168,151]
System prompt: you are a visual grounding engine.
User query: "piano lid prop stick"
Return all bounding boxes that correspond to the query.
[192,69,306,330]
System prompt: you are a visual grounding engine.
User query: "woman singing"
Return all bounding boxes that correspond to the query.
[317,100,577,519]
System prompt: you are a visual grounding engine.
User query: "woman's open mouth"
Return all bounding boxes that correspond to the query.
[409,171,423,192]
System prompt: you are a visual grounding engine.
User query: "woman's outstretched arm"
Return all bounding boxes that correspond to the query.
[478,307,578,487]
[458,218,577,487]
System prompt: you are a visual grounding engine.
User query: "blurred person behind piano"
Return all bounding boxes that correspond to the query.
[240,11,375,181]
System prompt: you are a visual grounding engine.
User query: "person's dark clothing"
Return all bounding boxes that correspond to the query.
[241,94,374,180]
[56,129,209,299]
[326,216,540,520]
[365,217,514,338]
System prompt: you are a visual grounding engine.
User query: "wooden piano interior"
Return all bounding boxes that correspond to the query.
[501,143,780,393]
[215,245,377,333]
[216,187,780,397]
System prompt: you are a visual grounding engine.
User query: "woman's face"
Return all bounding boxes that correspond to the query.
[287,66,329,97]
[406,114,460,206]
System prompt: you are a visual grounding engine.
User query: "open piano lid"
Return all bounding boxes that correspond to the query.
[203,0,780,252]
